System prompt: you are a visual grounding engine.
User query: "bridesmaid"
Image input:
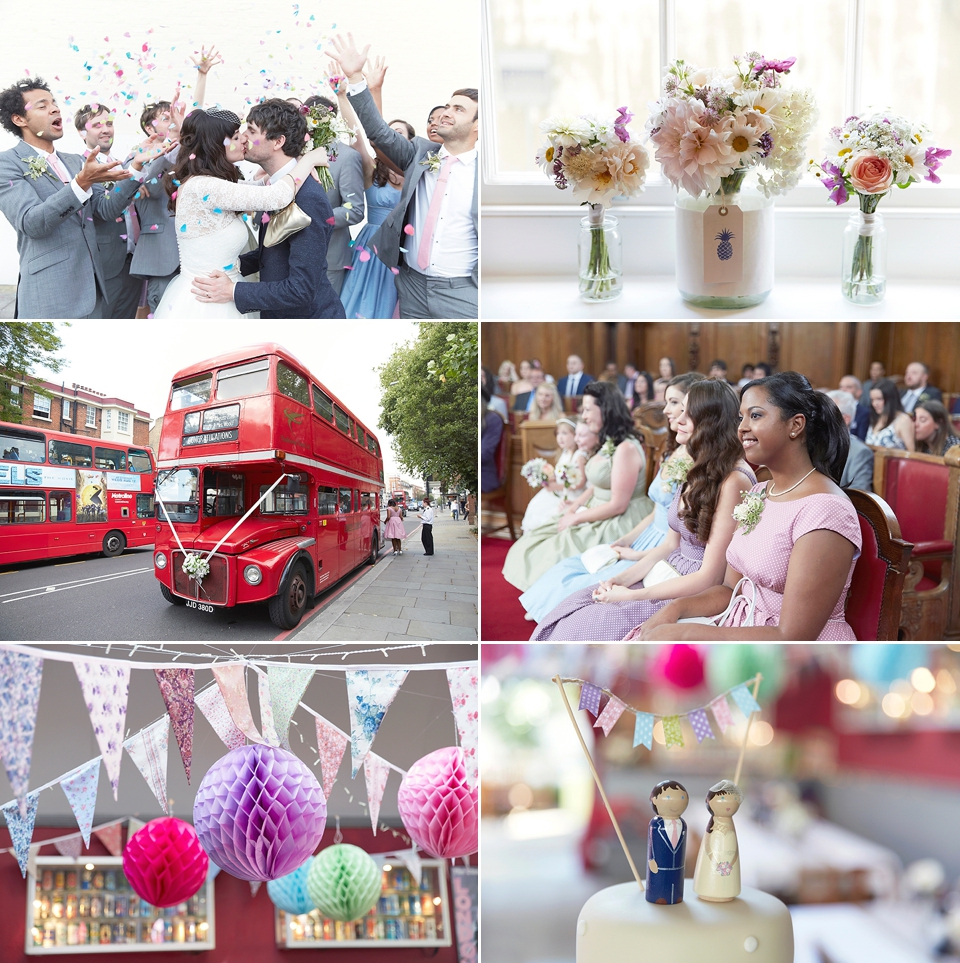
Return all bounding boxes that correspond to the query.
[693,781,743,902]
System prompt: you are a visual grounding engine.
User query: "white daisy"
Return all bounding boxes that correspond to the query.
[539,115,592,148]
[725,120,764,166]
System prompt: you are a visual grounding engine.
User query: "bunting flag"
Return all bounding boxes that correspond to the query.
[688,708,715,744]
[363,752,391,835]
[1,791,40,876]
[315,717,349,802]
[578,682,602,717]
[346,669,409,778]
[594,695,626,737]
[250,879,262,897]
[662,715,683,748]
[94,823,124,857]
[60,760,101,847]
[127,818,146,838]
[710,695,735,733]
[73,660,131,800]
[390,848,422,887]
[731,684,762,718]
[268,665,316,750]
[195,683,245,751]
[212,665,264,745]
[124,716,170,814]
[446,666,478,789]
[154,668,195,784]
[55,836,83,859]
[0,649,44,816]
[258,671,280,747]
[634,712,655,750]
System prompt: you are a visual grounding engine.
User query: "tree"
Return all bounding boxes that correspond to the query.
[379,322,478,494]
[0,323,65,423]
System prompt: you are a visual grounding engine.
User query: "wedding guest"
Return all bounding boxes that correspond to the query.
[839,375,870,441]
[556,355,594,398]
[737,364,755,390]
[481,386,505,493]
[633,371,656,407]
[862,360,886,397]
[426,106,444,144]
[708,359,730,382]
[867,378,915,451]
[520,418,587,532]
[331,33,478,319]
[511,360,535,398]
[525,381,563,423]
[502,381,653,592]
[753,362,773,377]
[384,498,405,555]
[512,368,545,412]
[418,497,435,556]
[623,363,639,404]
[497,360,518,396]
[900,362,942,413]
[482,367,509,420]
[638,372,862,641]
[914,401,960,456]
[533,379,754,641]
[653,357,676,400]
[826,390,873,491]
[600,361,626,392]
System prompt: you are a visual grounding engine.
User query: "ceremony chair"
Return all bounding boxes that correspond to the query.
[639,425,669,493]
[634,402,667,432]
[481,419,516,540]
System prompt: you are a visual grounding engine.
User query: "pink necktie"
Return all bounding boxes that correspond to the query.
[47,152,71,183]
[670,821,678,847]
[417,155,458,270]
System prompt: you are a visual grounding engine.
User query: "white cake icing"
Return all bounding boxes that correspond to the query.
[577,881,793,963]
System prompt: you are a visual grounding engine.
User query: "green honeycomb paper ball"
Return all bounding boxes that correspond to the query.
[306,844,383,922]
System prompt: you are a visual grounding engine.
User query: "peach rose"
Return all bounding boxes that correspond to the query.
[847,151,894,194]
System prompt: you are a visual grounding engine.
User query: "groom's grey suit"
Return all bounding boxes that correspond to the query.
[0,141,143,318]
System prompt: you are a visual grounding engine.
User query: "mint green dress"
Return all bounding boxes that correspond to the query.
[501,439,653,592]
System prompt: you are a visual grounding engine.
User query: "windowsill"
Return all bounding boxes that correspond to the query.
[32,414,52,421]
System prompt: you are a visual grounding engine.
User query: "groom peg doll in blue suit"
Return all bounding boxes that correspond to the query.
[646,779,689,904]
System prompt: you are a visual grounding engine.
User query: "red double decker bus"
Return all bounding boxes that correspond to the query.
[153,343,385,629]
[0,421,156,565]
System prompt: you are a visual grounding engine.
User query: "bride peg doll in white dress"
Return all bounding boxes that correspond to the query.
[693,780,743,902]
[154,108,330,319]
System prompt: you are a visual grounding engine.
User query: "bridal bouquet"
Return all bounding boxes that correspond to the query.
[647,54,818,198]
[520,458,553,488]
[301,101,352,190]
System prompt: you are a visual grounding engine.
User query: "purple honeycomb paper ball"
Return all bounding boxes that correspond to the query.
[193,745,326,881]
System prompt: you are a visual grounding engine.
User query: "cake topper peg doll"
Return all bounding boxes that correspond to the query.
[645,780,689,904]
[693,779,743,902]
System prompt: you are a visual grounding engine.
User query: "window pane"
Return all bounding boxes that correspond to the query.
[490,0,661,173]
[217,359,269,400]
[202,405,240,431]
[118,411,130,432]
[171,376,212,411]
[128,449,153,473]
[1,429,45,463]
[203,470,245,517]
[277,362,310,406]
[33,394,51,416]
[317,485,338,515]
[63,400,71,420]
[136,493,155,518]
[313,385,333,421]
[85,406,97,427]
[0,491,45,524]
[49,440,93,467]
[338,488,353,513]
[50,491,72,522]
[862,0,959,179]
[95,447,126,470]
[333,404,349,433]
[156,468,199,523]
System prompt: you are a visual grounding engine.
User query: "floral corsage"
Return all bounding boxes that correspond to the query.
[716,861,733,877]
[23,155,57,182]
[600,437,617,457]
[732,489,767,535]
[182,552,210,582]
[420,151,443,174]
[661,451,693,492]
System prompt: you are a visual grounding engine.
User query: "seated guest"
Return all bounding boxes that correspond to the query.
[599,361,626,392]
[481,387,505,493]
[862,360,886,397]
[839,375,870,441]
[737,364,755,390]
[653,357,676,401]
[530,358,553,384]
[525,380,563,423]
[914,401,960,456]
[497,360,518,396]
[708,359,730,382]
[482,367,508,420]
[533,379,755,641]
[502,381,653,591]
[557,354,594,398]
[623,363,639,404]
[827,390,873,490]
[636,372,862,641]
[633,370,656,407]
[513,368,546,412]
[900,362,942,413]
[867,379,915,450]
[753,362,773,378]
[511,360,534,398]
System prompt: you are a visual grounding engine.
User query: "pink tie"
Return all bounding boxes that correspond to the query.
[670,821,678,847]
[47,152,71,183]
[417,155,458,270]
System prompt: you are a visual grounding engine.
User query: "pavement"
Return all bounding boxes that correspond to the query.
[290,510,478,641]
[0,285,14,319]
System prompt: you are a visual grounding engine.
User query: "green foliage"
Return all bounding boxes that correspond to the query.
[379,322,478,494]
[0,323,65,424]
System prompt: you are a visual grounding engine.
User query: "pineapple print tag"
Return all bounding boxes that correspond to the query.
[702,203,744,284]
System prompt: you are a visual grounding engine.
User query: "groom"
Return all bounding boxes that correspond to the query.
[192,98,345,318]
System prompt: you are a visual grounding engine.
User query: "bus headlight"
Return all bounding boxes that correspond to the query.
[154,552,167,569]
[243,565,262,585]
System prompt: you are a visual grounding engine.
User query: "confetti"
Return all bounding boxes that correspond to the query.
[262,213,270,223]
[325,216,335,225]
[403,224,415,235]
[180,224,187,232]
[390,267,400,275]
[150,224,158,230]
[358,249,370,262]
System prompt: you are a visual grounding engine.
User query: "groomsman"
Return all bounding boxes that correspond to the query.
[0,78,144,318]
[330,33,478,319]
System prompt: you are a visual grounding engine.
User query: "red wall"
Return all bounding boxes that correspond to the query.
[0,825,475,963]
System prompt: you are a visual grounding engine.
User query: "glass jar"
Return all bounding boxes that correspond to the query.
[842,210,887,305]
[675,187,774,308]
[578,203,622,302]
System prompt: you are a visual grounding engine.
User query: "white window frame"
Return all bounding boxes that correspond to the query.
[62,399,71,420]
[104,409,113,431]
[32,393,51,419]
[9,384,22,408]
[118,411,130,433]
[85,406,97,428]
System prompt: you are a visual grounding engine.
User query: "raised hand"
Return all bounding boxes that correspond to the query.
[302,145,329,168]
[76,148,133,190]
[191,45,223,75]
[327,33,370,83]
[366,55,388,92]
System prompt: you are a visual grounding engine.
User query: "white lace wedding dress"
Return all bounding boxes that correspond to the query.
[153,174,295,319]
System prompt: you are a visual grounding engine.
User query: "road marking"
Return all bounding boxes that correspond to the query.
[0,568,153,604]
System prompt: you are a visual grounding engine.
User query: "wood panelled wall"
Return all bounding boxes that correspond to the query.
[482,323,960,393]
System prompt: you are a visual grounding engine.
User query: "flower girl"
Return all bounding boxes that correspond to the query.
[521,418,595,532]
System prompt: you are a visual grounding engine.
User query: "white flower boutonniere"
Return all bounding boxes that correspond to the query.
[732,489,767,535]
[23,155,56,182]
[601,437,617,458]
[661,451,693,492]
[420,152,443,174]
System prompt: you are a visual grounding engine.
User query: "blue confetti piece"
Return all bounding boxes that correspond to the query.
[180,224,187,232]
[223,264,233,271]
[213,208,222,214]
[203,194,209,201]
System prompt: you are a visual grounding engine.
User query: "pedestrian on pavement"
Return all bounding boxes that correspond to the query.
[419,497,435,556]
[452,502,459,521]
[384,498,406,556]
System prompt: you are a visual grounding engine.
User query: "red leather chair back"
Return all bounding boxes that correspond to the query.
[884,458,948,543]
[846,510,885,641]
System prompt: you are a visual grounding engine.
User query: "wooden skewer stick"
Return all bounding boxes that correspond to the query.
[733,672,763,787]
[552,675,644,891]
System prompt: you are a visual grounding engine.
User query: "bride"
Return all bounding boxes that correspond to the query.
[154,107,328,318]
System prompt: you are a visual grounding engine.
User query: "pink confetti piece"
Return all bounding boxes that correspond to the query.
[150,224,158,230]
[326,216,335,225]
[262,213,270,223]
[359,249,371,262]
[390,267,400,275]
[403,224,415,235]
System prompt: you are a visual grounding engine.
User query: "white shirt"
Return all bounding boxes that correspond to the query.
[85,148,140,254]
[901,388,922,413]
[565,372,582,396]
[267,158,297,185]
[31,145,91,205]
[420,506,435,525]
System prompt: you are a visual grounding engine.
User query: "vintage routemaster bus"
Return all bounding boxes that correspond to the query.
[0,421,156,565]
[153,343,385,629]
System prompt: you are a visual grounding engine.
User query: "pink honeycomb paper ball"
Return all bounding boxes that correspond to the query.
[396,746,478,859]
[122,817,209,908]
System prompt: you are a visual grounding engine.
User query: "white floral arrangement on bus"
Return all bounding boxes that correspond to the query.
[520,457,553,489]
[182,552,210,582]
[646,53,818,198]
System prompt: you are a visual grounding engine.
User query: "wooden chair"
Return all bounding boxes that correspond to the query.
[481,418,516,540]
[871,446,960,639]
[520,419,562,465]
[638,425,669,492]
[635,402,666,432]
[845,489,912,641]
[562,395,581,416]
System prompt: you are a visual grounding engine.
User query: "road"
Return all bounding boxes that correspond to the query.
[0,516,424,641]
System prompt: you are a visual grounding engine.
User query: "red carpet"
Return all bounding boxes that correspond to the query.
[481,536,534,641]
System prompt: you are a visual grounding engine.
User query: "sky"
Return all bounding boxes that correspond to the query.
[35,320,422,484]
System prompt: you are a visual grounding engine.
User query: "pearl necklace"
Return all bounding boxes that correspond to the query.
[768,466,817,497]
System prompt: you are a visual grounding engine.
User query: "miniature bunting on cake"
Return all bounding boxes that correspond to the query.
[363,751,391,835]
[1,790,40,876]
[731,683,762,717]
[73,659,131,800]
[258,671,281,747]
[634,712,655,750]
[578,682,602,717]
[688,708,715,743]
[346,669,409,777]
[446,666,479,789]
[709,695,735,733]
[0,648,44,817]
[154,668,195,783]
[315,716,349,801]
[93,823,124,857]
[267,665,315,749]
[60,759,101,846]
[123,716,170,814]
[212,664,265,745]
[595,695,626,737]
[662,715,684,748]
[195,681,246,750]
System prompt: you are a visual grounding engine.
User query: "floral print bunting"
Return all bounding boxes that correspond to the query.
[633,712,655,750]
[195,683,245,750]
[346,669,409,778]
[154,668,195,784]
[268,665,315,749]
[363,752,391,835]
[123,716,170,814]
[73,660,130,800]
[60,760,101,846]
[211,665,264,745]
[258,670,280,747]
[315,716,349,802]
[446,667,478,789]
[0,649,44,816]
[594,695,626,738]
[1,791,40,876]
[710,695,735,733]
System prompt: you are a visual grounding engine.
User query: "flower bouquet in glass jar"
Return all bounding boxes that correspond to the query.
[536,108,649,301]
[810,113,951,305]
[647,54,818,307]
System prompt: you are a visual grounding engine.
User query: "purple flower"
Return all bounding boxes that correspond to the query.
[753,56,796,74]
[758,131,773,158]
[614,106,633,143]
[924,146,952,184]
[820,161,849,205]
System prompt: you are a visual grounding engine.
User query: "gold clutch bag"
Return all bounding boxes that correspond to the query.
[263,201,312,248]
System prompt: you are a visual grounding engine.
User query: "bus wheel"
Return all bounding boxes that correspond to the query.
[102,531,126,557]
[159,584,186,606]
[369,532,379,566]
[269,561,310,630]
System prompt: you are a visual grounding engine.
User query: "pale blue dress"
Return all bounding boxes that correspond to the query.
[519,461,679,622]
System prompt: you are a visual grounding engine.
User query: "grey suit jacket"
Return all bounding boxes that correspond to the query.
[124,148,180,278]
[0,141,141,318]
[841,434,874,492]
[325,143,365,272]
[347,87,478,284]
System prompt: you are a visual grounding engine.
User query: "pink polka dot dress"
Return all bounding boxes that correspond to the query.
[722,486,863,639]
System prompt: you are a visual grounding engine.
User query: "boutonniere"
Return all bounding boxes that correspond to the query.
[661,451,693,492]
[22,155,57,182]
[420,151,443,174]
[732,489,767,535]
[600,436,617,458]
